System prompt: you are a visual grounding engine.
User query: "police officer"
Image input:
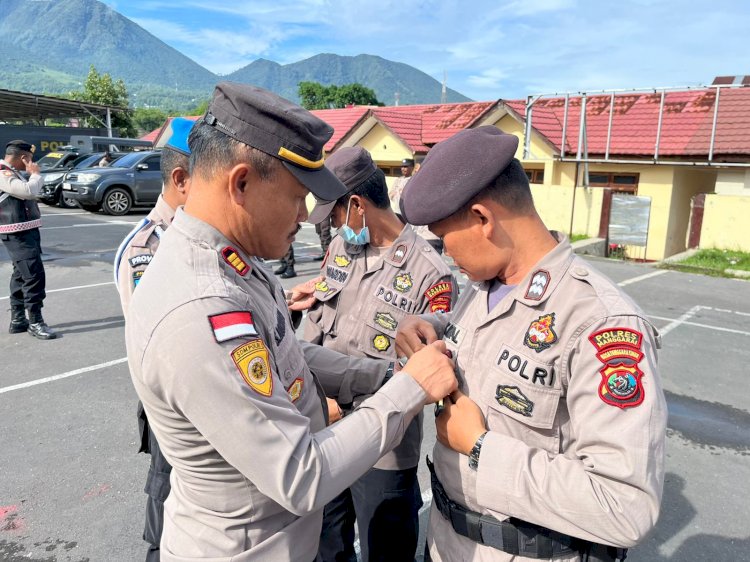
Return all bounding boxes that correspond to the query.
[0,140,57,339]
[396,127,667,562]
[388,157,414,210]
[126,82,458,561]
[114,117,194,562]
[303,146,458,562]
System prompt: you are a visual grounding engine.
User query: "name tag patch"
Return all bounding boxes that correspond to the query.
[129,254,152,267]
[374,285,415,312]
[496,346,554,386]
[326,265,349,284]
[443,322,465,347]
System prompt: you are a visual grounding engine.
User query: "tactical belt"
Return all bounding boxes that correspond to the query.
[426,457,627,561]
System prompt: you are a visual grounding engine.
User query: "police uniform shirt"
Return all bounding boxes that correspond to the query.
[114,194,174,313]
[423,233,667,561]
[304,224,457,470]
[126,209,428,561]
[388,175,410,210]
[0,159,43,200]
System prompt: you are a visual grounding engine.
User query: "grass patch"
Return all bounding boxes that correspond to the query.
[569,233,590,243]
[679,249,750,272]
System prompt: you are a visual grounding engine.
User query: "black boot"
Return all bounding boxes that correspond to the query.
[274,263,288,275]
[9,306,29,334]
[27,310,58,340]
[280,266,297,279]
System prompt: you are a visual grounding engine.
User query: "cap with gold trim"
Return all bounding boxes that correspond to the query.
[201,82,347,201]
[6,139,35,154]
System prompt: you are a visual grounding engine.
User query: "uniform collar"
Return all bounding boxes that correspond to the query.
[151,194,177,226]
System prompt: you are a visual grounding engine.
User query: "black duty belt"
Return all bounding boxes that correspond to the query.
[426,457,627,561]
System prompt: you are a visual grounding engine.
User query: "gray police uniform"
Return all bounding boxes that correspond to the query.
[422,234,666,561]
[127,209,428,561]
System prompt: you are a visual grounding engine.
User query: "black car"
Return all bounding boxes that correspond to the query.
[39,152,118,208]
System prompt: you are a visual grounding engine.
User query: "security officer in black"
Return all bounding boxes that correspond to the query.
[0,140,57,339]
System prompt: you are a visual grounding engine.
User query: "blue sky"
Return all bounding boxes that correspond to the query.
[107,0,749,103]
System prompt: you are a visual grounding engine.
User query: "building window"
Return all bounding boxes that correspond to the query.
[525,169,545,184]
[588,172,638,193]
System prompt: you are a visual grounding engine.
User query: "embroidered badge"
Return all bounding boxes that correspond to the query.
[325,264,349,284]
[2,170,13,177]
[589,328,645,409]
[231,339,273,396]
[209,311,258,343]
[392,244,407,264]
[221,247,249,276]
[495,385,534,417]
[393,272,413,293]
[429,296,452,313]
[524,313,558,353]
[525,270,550,301]
[287,377,304,403]
[374,285,415,312]
[133,270,143,287]
[373,334,391,352]
[374,312,398,331]
[334,255,351,268]
[425,281,452,301]
[129,254,153,267]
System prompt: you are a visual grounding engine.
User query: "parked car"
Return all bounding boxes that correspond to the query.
[39,152,121,208]
[37,148,83,171]
[61,150,162,215]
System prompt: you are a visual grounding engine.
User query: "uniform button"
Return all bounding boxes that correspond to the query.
[574,267,589,276]
[422,246,430,252]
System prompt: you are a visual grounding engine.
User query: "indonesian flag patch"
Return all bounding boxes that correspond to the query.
[209,311,258,343]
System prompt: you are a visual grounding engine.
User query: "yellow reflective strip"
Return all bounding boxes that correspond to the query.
[277,146,324,169]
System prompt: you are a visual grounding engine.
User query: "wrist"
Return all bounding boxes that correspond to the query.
[468,430,488,471]
[382,361,395,386]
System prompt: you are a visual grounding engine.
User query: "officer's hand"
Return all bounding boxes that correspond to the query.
[436,390,486,455]
[404,340,457,404]
[25,160,40,175]
[326,397,343,424]
[286,276,323,312]
[396,316,438,358]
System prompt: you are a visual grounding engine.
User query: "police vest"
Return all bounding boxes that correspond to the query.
[0,164,42,234]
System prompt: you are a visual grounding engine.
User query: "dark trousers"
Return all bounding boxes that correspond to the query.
[138,403,172,561]
[1,228,46,313]
[281,245,295,267]
[318,466,422,562]
[316,217,332,254]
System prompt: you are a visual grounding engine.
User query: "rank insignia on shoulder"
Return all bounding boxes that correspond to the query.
[495,385,534,417]
[524,313,558,352]
[315,280,331,294]
[209,311,258,343]
[221,246,249,276]
[373,334,391,352]
[334,255,351,268]
[589,327,645,409]
[2,170,13,177]
[287,377,303,403]
[374,311,398,331]
[232,339,273,396]
[133,270,143,287]
[392,244,407,264]
[129,254,153,267]
[525,270,551,301]
[393,272,413,293]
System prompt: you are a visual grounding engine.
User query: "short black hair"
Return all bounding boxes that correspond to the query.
[465,158,534,215]
[5,145,29,158]
[334,168,390,210]
[160,147,190,185]
[188,119,280,182]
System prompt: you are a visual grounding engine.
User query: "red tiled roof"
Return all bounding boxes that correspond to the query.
[372,108,431,153]
[311,107,371,152]
[420,102,496,144]
[505,87,750,158]
[140,127,161,143]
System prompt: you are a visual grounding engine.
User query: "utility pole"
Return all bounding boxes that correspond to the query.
[441,71,447,104]
[394,92,400,106]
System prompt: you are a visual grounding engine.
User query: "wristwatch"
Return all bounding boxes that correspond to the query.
[468,431,488,471]
[382,362,395,386]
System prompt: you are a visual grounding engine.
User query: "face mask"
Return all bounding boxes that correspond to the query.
[339,199,370,246]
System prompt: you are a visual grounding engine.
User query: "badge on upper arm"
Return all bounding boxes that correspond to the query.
[589,327,645,409]
[425,281,453,313]
[232,339,273,396]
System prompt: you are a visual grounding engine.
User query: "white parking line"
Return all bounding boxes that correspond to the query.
[654,305,702,337]
[0,281,114,301]
[618,269,669,287]
[0,358,128,395]
[41,211,87,216]
[43,221,139,230]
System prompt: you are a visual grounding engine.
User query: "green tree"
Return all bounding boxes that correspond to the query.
[298,81,381,110]
[186,98,210,116]
[68,65,136,137]
[133,107,168,135]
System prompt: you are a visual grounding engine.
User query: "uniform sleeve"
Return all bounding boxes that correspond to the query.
[418,274,457,315]
[143,302,428,516]
[300,341,388,404]
[417,310,453,338]
[0,172,43,199]
[474,315,667,547]
[116,241,155,314]
[303,304,324,345]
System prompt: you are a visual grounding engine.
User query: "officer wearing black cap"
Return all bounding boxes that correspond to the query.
[0,140,57,339]
[388,157,414,210]
[396,126,667,562]
[125,82,457,560]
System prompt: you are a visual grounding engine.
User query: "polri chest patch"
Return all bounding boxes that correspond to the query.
[495,345,555,387]
[374,285,415,313]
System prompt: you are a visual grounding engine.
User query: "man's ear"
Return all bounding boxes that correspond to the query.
[171,167,189,194]
[226,163,255,205]
[349,195,365,215]
[470,203,495,240]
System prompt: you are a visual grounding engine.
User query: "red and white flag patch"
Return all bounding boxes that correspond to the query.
[209,311,258,343]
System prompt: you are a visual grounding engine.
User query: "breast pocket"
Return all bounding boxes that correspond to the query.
[357,299,407,358]
[480,345,561,453]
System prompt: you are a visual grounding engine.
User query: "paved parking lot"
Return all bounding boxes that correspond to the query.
[1,206,748,561]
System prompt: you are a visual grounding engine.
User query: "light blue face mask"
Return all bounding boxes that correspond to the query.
[339,198,370,246]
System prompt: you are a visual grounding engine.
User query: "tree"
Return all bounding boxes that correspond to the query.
[298,81,382,110]
[186,98,210,116]
[68,65,136,137]
[133,108,167,136]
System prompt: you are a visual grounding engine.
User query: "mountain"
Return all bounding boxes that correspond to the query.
[226,54,470,106]
[0,0,470,110]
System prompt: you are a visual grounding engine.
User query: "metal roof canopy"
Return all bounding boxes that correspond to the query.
[0,88,126,124]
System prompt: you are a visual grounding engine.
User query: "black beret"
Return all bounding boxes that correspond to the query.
[307,146,378,224]
[401,126,519,225]
[401,158,414,166]
[203,82,347,201]
[6,139,35,153]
